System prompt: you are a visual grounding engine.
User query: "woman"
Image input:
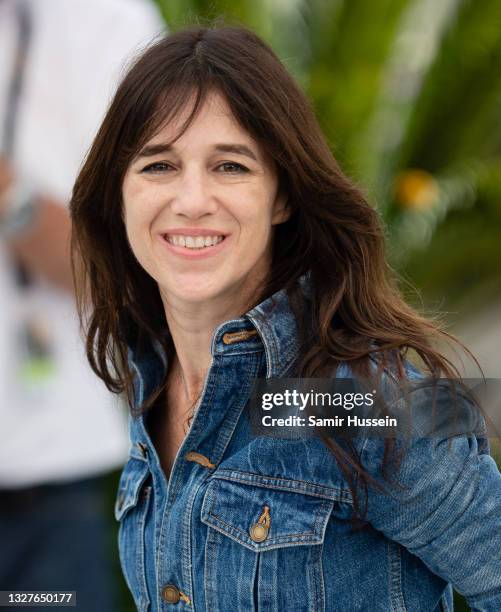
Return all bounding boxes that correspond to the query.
[70,26,501,612]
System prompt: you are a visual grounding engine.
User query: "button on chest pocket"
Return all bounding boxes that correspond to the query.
[201,476,335,612]
[115,455,152,612]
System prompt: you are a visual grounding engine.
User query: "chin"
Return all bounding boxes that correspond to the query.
[160,274,230,304]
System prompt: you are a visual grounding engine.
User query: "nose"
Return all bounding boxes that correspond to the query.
[170,166,217,219]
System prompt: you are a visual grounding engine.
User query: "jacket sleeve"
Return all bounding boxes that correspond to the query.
[362,384,501,611]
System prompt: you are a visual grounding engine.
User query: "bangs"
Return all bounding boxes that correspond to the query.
[127,79,213,165]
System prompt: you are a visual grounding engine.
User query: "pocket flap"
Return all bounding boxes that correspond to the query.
[114,456,150,521]
[201,477,334,552]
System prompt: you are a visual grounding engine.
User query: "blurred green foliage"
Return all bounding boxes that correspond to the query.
[155,0,501,319]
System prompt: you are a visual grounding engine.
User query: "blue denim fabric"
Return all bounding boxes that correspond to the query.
[115,275,501,611]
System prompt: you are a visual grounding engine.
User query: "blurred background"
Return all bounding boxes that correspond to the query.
[1,1,499,611]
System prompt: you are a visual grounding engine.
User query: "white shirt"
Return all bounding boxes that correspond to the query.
[0,0,165,486]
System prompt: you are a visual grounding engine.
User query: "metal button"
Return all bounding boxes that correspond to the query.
[249,504,270,542]
[162,584,180,604]
[249,523,269,542]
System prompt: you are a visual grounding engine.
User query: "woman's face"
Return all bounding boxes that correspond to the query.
[122,90,289,310]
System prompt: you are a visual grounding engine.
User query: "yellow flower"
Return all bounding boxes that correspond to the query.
[394,169,439,211]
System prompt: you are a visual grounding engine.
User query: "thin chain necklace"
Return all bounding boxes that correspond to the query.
[173,366,203,434]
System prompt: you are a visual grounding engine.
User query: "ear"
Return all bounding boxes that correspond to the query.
[271,190,291,226]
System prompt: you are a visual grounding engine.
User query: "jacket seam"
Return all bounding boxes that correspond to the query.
[388,540,407,612]
[209,469,352,503]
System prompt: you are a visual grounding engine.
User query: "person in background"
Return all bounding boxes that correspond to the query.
[0,0,165,608]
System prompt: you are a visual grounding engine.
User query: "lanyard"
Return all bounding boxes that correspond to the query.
[0,2,56,393]
[2,0,33,287]
[2,0,32,156]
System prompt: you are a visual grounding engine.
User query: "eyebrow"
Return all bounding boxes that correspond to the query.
[213,143,258,161]
[135,142,258,162]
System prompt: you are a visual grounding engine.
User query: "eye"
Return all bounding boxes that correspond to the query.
[141,161,173,174]
[216,162,249,174]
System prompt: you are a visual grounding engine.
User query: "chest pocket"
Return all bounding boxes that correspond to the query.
[200,475,335,612]
[114,455,152,612]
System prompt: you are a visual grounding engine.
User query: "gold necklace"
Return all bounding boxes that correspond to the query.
[174,367,203,434]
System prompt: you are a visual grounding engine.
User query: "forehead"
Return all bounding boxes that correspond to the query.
[147,90,255,150]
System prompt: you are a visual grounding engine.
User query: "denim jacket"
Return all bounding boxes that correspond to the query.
[116,277,501,611]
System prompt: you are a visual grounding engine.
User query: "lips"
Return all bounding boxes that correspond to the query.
[161,227,229,237]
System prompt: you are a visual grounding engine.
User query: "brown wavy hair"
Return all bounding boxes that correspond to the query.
[70,25,478,519]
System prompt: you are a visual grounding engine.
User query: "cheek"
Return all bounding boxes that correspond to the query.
[232,193,275,262]
[123,179,158,236]
[122,201,144,255]
[122,182,156,269]
[235,184,276,229]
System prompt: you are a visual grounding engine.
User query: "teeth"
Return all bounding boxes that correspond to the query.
[166,234,225,249]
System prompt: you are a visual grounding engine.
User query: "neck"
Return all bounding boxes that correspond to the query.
[160,272,267,405]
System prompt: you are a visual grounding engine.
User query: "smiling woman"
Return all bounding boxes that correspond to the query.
[70,25,501,612]
[122,90,289,307]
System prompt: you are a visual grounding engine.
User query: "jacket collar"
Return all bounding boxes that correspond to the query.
[208,270,311,377]
[127,273,311,406]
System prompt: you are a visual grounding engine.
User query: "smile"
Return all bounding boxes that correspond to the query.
[164,234,225,249]
[160,232,230,260]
